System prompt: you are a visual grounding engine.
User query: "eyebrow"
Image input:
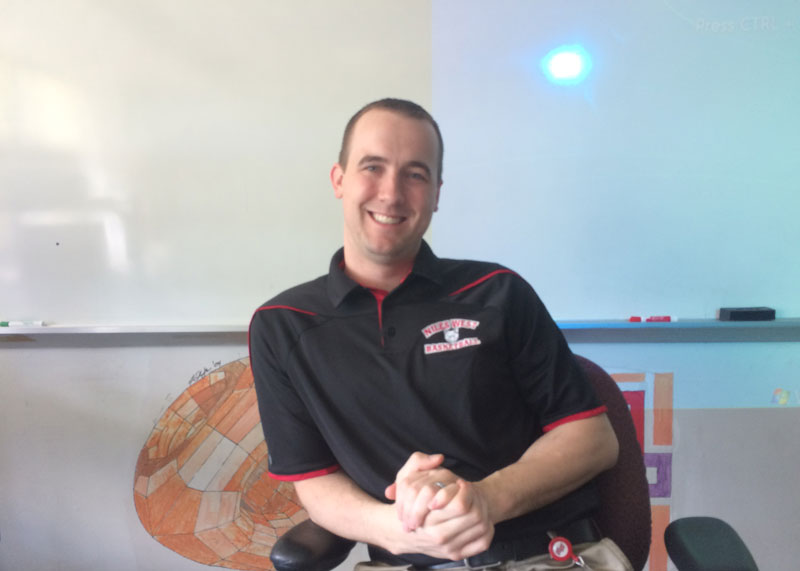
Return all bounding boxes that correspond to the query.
[356,155,432,177]
[357,155,388,168]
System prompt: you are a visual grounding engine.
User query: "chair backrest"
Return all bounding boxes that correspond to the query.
[575,355,652,571]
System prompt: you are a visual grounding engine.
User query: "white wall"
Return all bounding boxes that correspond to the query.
[0,341,248,570]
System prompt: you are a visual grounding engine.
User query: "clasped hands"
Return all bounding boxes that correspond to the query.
[383,452,495,561]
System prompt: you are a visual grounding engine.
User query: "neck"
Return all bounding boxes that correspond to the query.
[342,252,415,292]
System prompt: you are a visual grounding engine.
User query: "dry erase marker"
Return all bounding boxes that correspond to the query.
[0,320,45,327]
[645,315,677,322]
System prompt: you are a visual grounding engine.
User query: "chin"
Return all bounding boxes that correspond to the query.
[367,242,416,262]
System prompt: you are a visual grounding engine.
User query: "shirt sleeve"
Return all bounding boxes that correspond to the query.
[249,307,339,481]
[504,276,605,430]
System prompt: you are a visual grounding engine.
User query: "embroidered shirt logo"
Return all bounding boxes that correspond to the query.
[421,318,481,355]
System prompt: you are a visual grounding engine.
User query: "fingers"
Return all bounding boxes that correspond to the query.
[396,473,447,531]
[404,479,451,531]
[410,481,495,560]
[426,518,494,561]
[396,452,444,481]
[396,472,461,530]
[385,452,445,501]
[390,452,453,531]
[428,480,459,510]
[397,513,494,562]
[423,479,474,525]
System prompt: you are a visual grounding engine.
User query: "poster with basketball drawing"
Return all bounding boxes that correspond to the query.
[133,358,305,571]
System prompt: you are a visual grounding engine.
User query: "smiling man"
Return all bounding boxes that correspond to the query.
[331,103,442,291]
[249,99,626,571]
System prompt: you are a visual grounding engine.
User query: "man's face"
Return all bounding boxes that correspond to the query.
[331,109,441,270]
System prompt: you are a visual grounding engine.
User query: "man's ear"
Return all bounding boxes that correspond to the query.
[331,163,345,199]
[434,181,442,212]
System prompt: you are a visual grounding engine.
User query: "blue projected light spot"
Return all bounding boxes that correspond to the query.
[541,45,592,85]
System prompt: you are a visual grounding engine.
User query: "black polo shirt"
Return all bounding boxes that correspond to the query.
[249,241,605,561]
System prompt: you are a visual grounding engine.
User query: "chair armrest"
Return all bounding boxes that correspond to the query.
[270,519,357,571]
[665,516,758,571]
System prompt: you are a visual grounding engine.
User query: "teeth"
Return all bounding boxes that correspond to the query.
[372,213,403,224]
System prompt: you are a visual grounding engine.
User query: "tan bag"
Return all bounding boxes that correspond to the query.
[355,538,633,571]
[505,538,633,571]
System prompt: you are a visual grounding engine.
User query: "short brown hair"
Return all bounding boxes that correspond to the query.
[338,98,444,184]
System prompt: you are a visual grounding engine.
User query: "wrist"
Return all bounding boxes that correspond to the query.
[363,502,415,555]
[475,472,516,525]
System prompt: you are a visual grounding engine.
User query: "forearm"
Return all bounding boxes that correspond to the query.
[294,471,397,546]
[475,414,619,525]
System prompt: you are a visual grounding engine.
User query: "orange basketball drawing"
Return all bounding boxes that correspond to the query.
[133,358,306,570]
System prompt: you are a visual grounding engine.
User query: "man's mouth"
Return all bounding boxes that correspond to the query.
[370,212,404,225]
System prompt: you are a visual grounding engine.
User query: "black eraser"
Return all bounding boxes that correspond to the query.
[718,307,776,321]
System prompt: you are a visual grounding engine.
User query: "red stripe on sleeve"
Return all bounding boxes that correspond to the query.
[542,406,608,432]
[449,269,517,296]
[268,465,341,482]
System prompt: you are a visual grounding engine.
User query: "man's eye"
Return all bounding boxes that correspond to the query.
[409,172,428,181]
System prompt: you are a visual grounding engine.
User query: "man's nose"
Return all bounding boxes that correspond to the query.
[377,172,404,204]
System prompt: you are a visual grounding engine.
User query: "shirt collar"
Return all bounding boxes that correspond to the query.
[326,240,443,307]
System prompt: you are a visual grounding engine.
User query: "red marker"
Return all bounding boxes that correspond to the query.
[646,315,676,322]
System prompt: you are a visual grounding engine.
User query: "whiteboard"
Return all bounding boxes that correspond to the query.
[0,0,432,326]
[431,0,800,320]
[3,1,798,326]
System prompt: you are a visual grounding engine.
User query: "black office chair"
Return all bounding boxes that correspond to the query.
[270,355,652,571]
[270,519,356,571]
[585,357,760,571]
[269,357,760,571]
[665,516,758,571]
